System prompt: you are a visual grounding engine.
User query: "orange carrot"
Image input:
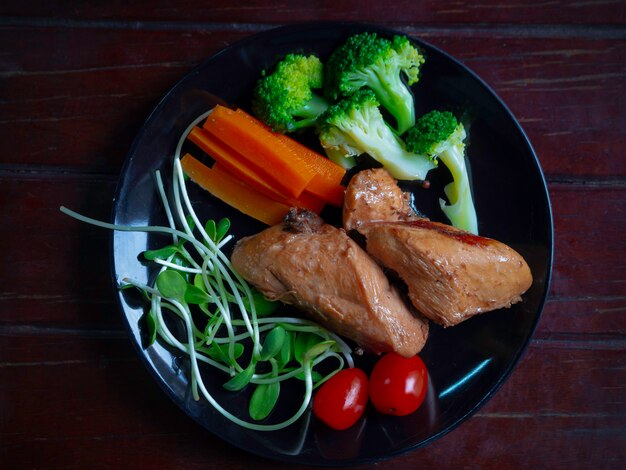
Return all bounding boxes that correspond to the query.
[187,127,325,213]
[210,163,326,214]
[202,105,316,198]
[232,109,346,206]
[294,191,326,214]
[180,153,292,226]
[273,133,346,207]
[188,126,290,199]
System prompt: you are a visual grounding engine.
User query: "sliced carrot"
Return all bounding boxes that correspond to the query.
[234,109,346,207]
[202,105,316,198]
[274,133,346,207]
[187,127,325,213]
[305,179,345,207]
[180,153,291,226]
[211,163,326,214]
[188,126,290,200]
[294,191,326,214]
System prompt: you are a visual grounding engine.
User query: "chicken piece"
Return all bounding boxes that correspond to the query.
[360,220,533,327]
[231,209,429,357]
[343,168,420,232]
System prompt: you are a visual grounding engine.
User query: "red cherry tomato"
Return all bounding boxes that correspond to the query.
[313,368,369,430]
[369,352,428,416]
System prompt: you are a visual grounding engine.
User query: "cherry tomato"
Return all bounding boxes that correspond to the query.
[313,368,369,430]
[369,352,428,416]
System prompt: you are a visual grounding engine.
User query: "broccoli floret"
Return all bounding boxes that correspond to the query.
[252,54,329,133]
[318,90,436,180]
[404,110,478,234]
[324,33,425,134]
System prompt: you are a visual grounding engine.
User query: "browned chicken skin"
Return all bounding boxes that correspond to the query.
[343,168,420,232]
[231,209,429,357]
[343,168,533,327]
[360,220,533,327]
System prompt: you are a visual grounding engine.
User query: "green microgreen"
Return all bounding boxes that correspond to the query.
[59,108,355,431]
[223,362,256,391]
[260,326,286,361]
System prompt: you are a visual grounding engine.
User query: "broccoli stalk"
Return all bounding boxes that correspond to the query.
[252,54,329,133]
[324,33,425,134]
[319,90,436,180]
[404,110,478,234]
[323,145,359,170]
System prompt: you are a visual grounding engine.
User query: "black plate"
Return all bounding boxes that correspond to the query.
[111,22,553,465]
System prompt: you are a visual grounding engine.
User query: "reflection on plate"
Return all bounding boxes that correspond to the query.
[111,22,553,465]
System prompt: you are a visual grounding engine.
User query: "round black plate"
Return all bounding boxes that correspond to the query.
[111,22,553,466]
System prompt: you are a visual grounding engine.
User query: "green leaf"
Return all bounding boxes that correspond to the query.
[303,340,335,363]
[193,273,210,292]
[210,343,227,362]
[198,303,212,316]
[231,343,245,360]
[145,307,157,347]
[119,283,151,301]
[203,314,222,337]
[260,326,286,361]
[170,253,191,268]
[205,219,217,241]
[185,214,196,232]
[295,369,323,383]
[223,362,255,391]
[294,332,322,364]
[184,284,212,305]
[245,291,279,317]
[143,245,178,261]
[156,270,188,302]
[249,382,280,421]
[216,218,231,242]
[279,330,292,366]
[207,342,244,364]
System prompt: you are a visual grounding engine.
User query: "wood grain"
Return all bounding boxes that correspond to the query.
[1,334,624,469]
[2,0,625,25]
[1,28,625,177]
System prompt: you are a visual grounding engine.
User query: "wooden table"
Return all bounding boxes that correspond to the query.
[2,2,625,468]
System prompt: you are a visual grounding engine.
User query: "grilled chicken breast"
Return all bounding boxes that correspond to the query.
[360,219,533,327]
[231,209,429,357]
[343,168,533,327]
[343,168,420,232]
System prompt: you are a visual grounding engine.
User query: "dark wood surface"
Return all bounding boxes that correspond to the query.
[1,2,625,468]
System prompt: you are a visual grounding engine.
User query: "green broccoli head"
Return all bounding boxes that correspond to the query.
[318,90,436,180]
[317,89,380,168]
[322,87,381,130]
[252,54,329,133]
[323,32,425,134]
[404,110,478,234]
[392,35,424,86]
[404,110,460,155]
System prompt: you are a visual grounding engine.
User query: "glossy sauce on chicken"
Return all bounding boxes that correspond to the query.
[231,209,429,357]
[344,168,533,327]
[343,168,420,232]
[360,220,533,327]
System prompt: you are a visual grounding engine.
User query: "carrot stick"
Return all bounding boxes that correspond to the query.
[180,153,292,226]
[202,105,316,198]
[188,127,290,200]
[233,109,346,207]
[187,127,325,213]
[211,163,326,214]
[273,133,346,207]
